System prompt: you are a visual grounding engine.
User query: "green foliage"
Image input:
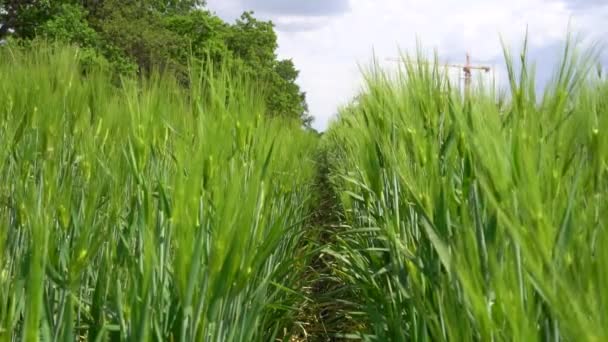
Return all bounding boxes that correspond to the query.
[40,3,97,46]
[269,59,311,123]
[89,0,183,74]
[324,41,608,340]
[1,1,311,125]
[225,12,310,123]
[38,3,114,73]
[0,44,317,341]
[0,0,51,39]
[227,12,278,70]
[2,23,607,341]
[148,0,207,14]
[164,9,230,65]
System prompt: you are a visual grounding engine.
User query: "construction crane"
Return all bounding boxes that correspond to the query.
[386,52,493,93]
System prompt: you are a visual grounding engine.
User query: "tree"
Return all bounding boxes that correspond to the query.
[163,8,230,68]
[148,0,206,13]
[225,12,310,123]
[88,0,183,74]
[2,1,311,125]
[267,59,310,122]
[79,0,206,15]
[40,3,98,47]
[1,0,51,39]
[226,12,277,71]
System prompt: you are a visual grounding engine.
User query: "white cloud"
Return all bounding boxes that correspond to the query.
[207,0,608,130]
[243,0,350,16]
[271,15,334,32]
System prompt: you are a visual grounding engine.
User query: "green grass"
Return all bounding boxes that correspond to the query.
[324,40,608,341]
[0,43,318,341]
[1,38,607,342]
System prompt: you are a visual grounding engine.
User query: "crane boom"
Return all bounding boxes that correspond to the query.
[386,52,491,92]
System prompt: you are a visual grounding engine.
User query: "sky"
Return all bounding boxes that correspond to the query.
[206,0,608,131]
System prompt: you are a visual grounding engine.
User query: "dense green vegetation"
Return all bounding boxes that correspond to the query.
[0,0,312,125]
[325,45,608,340]
[0,44,318,341]
[1,7,607,339]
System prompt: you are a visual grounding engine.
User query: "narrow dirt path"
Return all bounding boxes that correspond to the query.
[291,151,362,341]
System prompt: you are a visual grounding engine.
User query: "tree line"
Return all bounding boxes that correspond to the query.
[0,0,313,126]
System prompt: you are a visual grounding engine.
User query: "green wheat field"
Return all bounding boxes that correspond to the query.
[0,40,606,341]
